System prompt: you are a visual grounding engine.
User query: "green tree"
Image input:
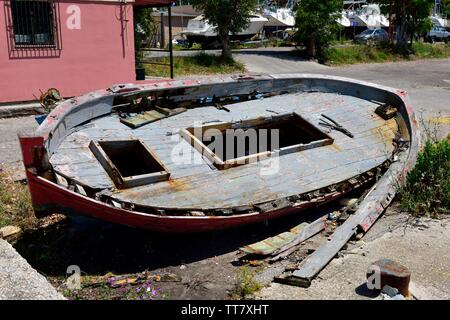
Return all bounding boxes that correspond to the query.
[442,0,450,16]
[134,7,156,67]
[294,0,342,58]
[379,0,435,47]
[191,0,258,60]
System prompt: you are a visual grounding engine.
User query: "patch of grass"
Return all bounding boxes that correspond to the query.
[412,42,450,59]
[399,138,450,217]
[238,266,262,298]
[143,53,245,78]
[323,44,399,65]
[0,172,35,229]
[323,42,450,65]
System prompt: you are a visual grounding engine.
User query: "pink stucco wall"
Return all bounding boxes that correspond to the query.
[0,1,136,103]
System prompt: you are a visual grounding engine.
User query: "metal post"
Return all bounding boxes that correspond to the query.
[168,5,174,79]
[160,12,165,49]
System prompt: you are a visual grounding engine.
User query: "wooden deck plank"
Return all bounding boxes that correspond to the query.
[49,91,397,209]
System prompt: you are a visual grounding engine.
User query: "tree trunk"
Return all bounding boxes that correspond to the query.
[396,18,408,47]
[219,32,232,60]
[306,38,316,57]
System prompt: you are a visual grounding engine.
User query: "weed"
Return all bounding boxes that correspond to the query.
[238,266,262,298]
[0,172,35,229]
[399,138,450,217]
[322,42,450,65]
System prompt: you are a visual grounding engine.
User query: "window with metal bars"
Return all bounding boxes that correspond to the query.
[7,0,59,48]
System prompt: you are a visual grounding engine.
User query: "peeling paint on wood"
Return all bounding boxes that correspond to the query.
[18,74,420,232]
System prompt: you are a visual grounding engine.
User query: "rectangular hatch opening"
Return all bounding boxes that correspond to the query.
[90,140,170,189]
[181,113,334,170]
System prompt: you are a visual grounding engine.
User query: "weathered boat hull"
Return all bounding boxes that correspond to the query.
[19,74,420,233]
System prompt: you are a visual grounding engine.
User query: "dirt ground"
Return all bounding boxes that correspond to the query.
[8,188,448,300]
[12,195,345,300]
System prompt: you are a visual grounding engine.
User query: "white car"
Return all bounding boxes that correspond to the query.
[426,26,450,43]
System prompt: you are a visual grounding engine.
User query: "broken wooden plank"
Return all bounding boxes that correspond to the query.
[240,216,327,257]
[270,217,327,258]
[120,108,186,129]
[290,161,405,288]
[240,222,310,256]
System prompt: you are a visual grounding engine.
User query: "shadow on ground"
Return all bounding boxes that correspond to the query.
[234,48,310,62]
[12,186,368,299]
[14,204,335,276]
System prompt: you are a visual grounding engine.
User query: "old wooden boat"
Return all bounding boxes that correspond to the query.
[19,74,420,232]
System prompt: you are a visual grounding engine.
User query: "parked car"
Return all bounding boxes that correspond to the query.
[426,26,450,43]
[354,28,389,44]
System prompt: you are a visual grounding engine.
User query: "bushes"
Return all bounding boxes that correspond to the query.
[322,42,450,65]
[400,139,450,217]
[412,42,450,59]
[323,44,398,65]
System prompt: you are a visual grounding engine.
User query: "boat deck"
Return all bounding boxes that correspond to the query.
[49,91,397,210]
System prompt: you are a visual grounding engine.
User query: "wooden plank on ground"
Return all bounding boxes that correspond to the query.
[290,162,403,287]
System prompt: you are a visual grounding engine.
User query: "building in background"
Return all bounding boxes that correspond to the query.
[152,5,200,46]
[0,0,173,104]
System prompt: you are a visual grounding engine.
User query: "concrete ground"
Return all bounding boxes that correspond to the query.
[0,116,37,180]
[255,211,450,300]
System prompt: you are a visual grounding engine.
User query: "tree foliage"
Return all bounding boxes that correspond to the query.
[294,0,342,58]
[191,0,258,59]
[379,0,435,47]
[442,0,450,16]
[134,7,156,67]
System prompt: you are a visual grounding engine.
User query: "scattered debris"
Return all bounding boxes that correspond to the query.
[338,198,359,211]
[240,217,327,259]
[366,259,411,296]
[81,271,182,289]
[247,259,264,267]
[328,211,341,221]
[154,273,182,282]
[382,284,399,297]
[382,293,405,300]
[38,88,63,113]
[278,165,403,288]
[120,107,187,129]
[375,104,397,120]
[0,225,22,239]
[214,103,230,112]
[319,113,354,138]
[110,277,139,288]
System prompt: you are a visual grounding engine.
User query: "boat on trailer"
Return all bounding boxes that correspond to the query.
[181,14,268,46]
[19,74,420,233]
